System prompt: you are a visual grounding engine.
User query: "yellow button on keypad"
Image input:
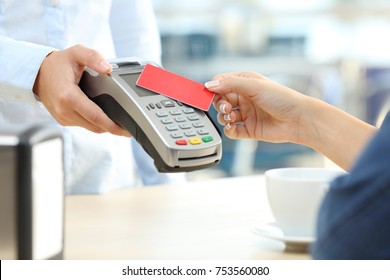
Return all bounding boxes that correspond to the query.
[189,138,201,145]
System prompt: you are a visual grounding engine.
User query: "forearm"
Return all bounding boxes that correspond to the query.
[298,96,377,171]
[0,35,55,104]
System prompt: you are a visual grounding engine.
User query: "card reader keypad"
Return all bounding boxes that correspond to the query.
[153,101,214,146]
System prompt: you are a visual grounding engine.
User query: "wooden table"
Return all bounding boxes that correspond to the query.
[64,175,310,260]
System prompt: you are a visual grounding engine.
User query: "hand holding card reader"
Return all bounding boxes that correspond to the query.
[79,59,222,172]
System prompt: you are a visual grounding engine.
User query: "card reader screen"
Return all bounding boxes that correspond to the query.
[120,73,156,97]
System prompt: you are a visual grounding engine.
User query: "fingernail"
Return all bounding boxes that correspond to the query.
[205,80,220,89]
[219,104,227,114]
[224,114,231,121]
[225,122,231,131]
[99,60,112,72]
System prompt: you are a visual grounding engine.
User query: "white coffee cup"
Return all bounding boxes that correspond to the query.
[265,167,346,238]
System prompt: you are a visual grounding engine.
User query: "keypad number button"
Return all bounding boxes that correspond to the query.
[193,121,205,128]
[179,123,191,129]
[161,118,173,124]
[156,111,169,117]
[175,116,186,123]
[183,108,195,114]
[188,114,200,121]
[171,132,183,139]
[166,124,178,131]
[184,130,196,137]
[197,129,209,135]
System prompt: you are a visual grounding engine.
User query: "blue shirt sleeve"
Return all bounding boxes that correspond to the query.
[311,112,390,259]
[0,35,55,105]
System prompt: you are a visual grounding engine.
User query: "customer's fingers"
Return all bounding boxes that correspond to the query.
[223,122,253,140]
[211,71,265,81]
[213,100,233,114]
[217,110,237,125]
[213,91,240,110]
[206,76,263,100]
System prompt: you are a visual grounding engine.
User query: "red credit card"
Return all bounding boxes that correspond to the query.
[136,64,214,111]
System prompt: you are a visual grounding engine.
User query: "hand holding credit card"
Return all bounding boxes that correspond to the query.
[136,64,215,111]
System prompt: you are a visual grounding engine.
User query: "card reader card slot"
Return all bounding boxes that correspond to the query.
[178,153,219,162]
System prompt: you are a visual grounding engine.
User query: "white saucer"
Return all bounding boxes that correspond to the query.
[252,223,315,252]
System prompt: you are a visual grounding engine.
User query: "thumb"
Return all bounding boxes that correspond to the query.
[68,44,112,74]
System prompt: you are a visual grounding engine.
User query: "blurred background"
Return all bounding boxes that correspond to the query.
[151,0,390,180]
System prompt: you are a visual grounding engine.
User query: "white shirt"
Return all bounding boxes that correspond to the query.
[0,0,185,193]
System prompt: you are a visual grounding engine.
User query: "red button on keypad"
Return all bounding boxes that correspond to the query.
[175,139,188,145]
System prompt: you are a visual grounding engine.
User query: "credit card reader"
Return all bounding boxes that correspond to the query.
[79,58,222,172]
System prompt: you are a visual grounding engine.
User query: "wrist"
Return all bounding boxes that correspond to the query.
[33,50,55,97]
[297,96,377,170]
[295,96,333,150]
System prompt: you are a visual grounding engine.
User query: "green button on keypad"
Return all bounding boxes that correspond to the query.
[202,136,213,143]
